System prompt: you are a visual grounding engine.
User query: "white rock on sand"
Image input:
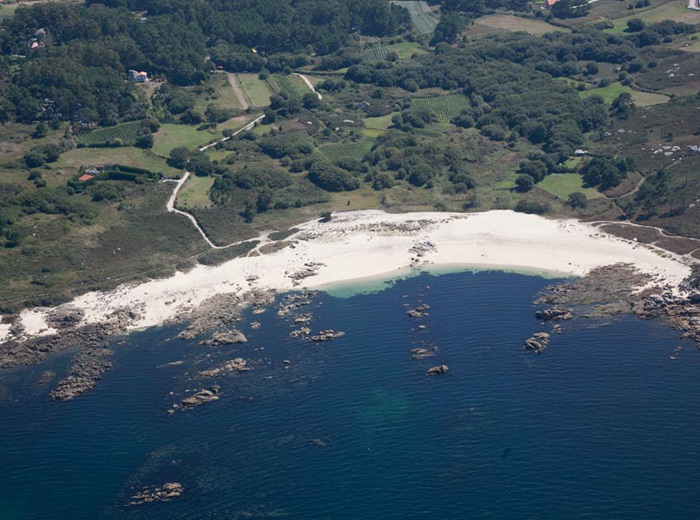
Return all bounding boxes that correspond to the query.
[0,210,694,343]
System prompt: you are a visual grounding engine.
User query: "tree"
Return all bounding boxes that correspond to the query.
[431,12,468,45]
[241,201,256,223]
[611,92,634,118]
[33,123,48,139]
[302,92,320,110]
[515,174,534,192]
[319,211,333,222]
[168,147,190,169]
[626,18,646,32]
[567,191,588,208]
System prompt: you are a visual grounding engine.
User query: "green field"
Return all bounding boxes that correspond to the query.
[55,146,182,177]
[320,140,374,160]
[469,14,568,36]
[386,41,427,60]
[608,2,700,33]
[74,120,145,146]
[412,95,471,122]
[390,0,439,34]
[538,174,604,200]
[0,2,18,20]
[238,73,273,107]
[362,46,390,62]
[177,175,214,208]
[153,124,219,156]
[581,83,669,107]
[365,113,396,131]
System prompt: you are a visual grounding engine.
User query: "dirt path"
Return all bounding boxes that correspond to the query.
[227,73,250,111]
[293,73,322,100]
[166,115,268,249]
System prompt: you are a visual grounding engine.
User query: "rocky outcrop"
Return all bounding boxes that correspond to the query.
[407,304,430,318]
[535,307,573,321]
[311,330,345,342]
[179,385,221,410]
[426,364,449,375]
[288,263,325,286]
[49,348,114,401]
[130,483,183,505]
[524,332,550,354]
[290,326,311,338]
[638,292,700,345]
[199,358,250,377]
[411,345,438,359]
[46,307,85,330]
[199,330,247,346]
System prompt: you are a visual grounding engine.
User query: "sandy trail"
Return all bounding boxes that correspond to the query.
[293,73,322,100]
[227,73,250,110]
[1,210,694,344]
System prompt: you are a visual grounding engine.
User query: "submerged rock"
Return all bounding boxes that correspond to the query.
[311,330,345,342]
[130,482,183,505]
[200,330,247,346]
[180,385,221,410]
[535,307,573,321]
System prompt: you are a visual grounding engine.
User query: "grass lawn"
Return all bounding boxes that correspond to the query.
[538,174,603,200]
[55,147,183,178]
[580,82,669,106]
[469,14,568,37]
[153,124,220,157]
[608,2,700,33]
[238,73,273,107]
[365,113,396,131]
[385,41,427,60]
[177,175,214,208]
[0,2,19,20]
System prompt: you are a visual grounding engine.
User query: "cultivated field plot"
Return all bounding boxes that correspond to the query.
[580,82,669,107]
[538,174,604,200]
[238,73,273,107]
[468,14,568,37]
[320,140,374,160]
[390,0,439,34]
[412,95,471,122]
[272,74,312,98]
[0,3,18,20]
[74,120,145,146]
[608,2,700,33]
[55,147,182,178]
[364,113,396,131]
[362,45,390,62]
[192,74,242,113]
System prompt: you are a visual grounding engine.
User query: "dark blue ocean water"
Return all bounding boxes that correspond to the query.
[1,270,699,520]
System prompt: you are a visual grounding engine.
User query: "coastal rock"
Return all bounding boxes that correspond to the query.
[411,344,438,359]
[407,304,430,318]
[290,326,311,338]
[426,365,449,375]
[524,332,550,354]
[311,330,345,342]
[47,307,85,330]
[130,482,183,505]
[180,385,221,410]
[200,330,247,346]
[535,307,573,321]
[199,358,250,377]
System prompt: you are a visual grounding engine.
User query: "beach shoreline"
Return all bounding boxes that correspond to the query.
[0,209,695,344]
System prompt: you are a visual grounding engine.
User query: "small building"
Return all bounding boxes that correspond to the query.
[546,0,560,7]
[78,174,94,182]
[689,0,700,10]
[128,70,149,82]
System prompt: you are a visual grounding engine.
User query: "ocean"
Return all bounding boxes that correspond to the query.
[0,270,698,519]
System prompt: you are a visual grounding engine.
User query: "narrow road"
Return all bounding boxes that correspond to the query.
[293,73,322,100]
[227,73,250,111]
[165,114,267,249]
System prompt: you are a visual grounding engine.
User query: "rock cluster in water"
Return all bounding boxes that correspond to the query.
[426,364,449,375]
[535,307,573,321]
[311,330,345,342]
[177,385,221,411]
[524,332,550,354]
[130,482,183,505]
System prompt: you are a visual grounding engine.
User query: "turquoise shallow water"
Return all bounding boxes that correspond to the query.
[0,271,699,519]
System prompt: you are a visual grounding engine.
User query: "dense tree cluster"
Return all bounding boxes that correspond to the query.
[0,0,407,125]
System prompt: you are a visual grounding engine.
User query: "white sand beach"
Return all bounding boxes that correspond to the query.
[0,210,694,343]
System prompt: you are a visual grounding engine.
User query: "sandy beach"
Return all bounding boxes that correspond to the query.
[0,210,695,343]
